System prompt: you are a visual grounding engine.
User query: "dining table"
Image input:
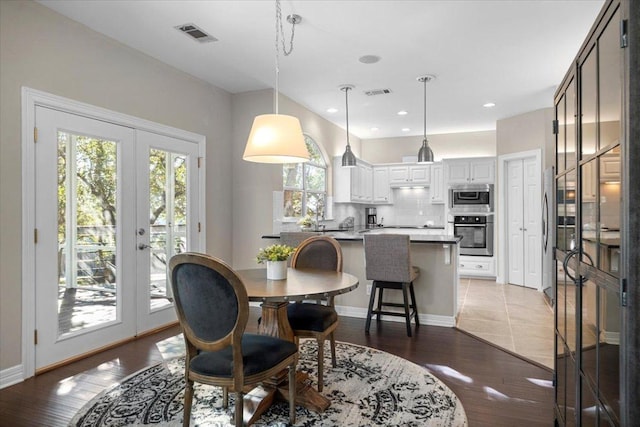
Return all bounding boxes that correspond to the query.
[235,267,359,425]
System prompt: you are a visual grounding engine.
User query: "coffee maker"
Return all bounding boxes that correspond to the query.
[365,207,377,229]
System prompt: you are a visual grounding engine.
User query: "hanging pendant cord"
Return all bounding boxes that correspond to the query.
[274,0,298,114]
[423,78,427,140]
[345,87,351,147]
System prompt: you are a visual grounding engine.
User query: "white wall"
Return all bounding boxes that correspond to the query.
[0,0,233,370]
[362,130,496,164]
[497,107,554,167]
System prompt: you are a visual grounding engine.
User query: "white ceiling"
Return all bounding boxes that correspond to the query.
[38,0,605,140]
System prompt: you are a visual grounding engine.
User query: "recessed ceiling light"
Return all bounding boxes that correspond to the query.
[371,127,379,132]
[326,108,338,113]
[402,128,411,132]
[483,102,496,108]
[359,55,381,64]
[397,110,408,116]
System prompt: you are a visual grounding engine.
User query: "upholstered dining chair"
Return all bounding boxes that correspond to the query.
[287,235,342,392]
[169,252,297,427]
[280,231,317,265]
[363,234,420,337]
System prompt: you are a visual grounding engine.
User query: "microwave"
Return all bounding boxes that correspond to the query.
[450,184,494,212]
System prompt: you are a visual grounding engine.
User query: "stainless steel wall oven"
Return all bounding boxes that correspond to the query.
[453,214,494,256]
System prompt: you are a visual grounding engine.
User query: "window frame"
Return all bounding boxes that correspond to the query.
[282,135,327,222]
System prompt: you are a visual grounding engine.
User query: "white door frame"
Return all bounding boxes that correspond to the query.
[496,148,541,288]
[21,87,206,379]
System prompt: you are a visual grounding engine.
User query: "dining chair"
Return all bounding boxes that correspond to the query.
[169,252,297,427]
[363,234,420,337]
[287,235,342,392]
[280,231,317,265]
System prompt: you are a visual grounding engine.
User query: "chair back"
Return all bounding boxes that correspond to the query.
[169,253,248,355]
[364,234,413,282]
[291,235,343,272]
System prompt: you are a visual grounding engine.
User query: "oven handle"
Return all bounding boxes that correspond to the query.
[454,224,488,228]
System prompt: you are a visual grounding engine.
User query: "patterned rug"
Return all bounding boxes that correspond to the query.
[70,340,467,426]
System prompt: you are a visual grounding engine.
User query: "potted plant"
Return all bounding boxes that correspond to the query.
[297,214,315,231]
[256,244,296,280]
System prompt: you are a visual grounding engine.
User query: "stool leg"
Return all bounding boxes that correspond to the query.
[402,283,412,337]
[410,281,419,326]
[317,337,324,392]
[376,287,384,321]
[365,282,377,333]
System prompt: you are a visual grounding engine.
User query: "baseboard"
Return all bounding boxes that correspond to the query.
[250,302,456,327]
[335,305,456,327]
[602,330,620,345]
[0,364,23,389]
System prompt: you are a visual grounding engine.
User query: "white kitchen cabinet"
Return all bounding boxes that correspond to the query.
[333,157,373,203]
[445,158,495,184]
[373,166,392,203]
[388,164,430,187]
[430,162,445,204]
[459,255,495,277]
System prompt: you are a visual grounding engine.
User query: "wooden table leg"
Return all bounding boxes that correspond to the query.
[243,302,331,425]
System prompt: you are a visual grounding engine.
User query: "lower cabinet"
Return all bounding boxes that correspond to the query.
[459,255,495,277]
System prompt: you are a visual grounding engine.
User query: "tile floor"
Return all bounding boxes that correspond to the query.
[456,278,555,369]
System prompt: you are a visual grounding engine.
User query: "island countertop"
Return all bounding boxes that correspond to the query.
[262,228,462,244]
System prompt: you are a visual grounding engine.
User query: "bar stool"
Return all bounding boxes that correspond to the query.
[363,234,420,337]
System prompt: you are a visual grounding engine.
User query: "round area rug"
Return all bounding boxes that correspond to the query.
[70,340,467,426]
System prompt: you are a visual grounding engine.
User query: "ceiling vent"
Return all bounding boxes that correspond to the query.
[364,88,392,96]
[175,23,218,43]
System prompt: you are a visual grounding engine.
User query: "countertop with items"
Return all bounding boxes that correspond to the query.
[263,225,462,244]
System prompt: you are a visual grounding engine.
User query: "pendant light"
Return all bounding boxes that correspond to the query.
[243,0,309,164]
[417,75,435,163]
[340,85,357,168]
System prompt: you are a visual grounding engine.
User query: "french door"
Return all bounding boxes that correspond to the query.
[34,106,200,370]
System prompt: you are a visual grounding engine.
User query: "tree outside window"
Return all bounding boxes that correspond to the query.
[283,135,326,220]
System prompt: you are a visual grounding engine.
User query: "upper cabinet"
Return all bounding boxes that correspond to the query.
[388,164,431,187]
[333,157,373,203]
[430,162,445,204]
[373,166,392,203]
[445,158,495,184]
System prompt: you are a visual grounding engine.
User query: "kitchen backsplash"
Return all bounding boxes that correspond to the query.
[273,188,445,233]
[376,188,445,227]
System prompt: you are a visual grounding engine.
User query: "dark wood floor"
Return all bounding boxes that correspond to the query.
[0,309,554,426]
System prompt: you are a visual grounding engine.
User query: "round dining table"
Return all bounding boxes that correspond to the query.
[235,267,359,424]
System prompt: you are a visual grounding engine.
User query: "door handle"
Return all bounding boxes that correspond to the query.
[138,243,151,250]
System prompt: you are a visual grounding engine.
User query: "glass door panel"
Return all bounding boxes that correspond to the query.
[566,79,577,171]
[148,149,188,311]
[57,132,118,334]
[581,47,597,158]
[598,8,621,150]
[557,93,566,174]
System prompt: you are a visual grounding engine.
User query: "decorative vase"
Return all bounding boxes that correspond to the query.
[266,260,287,280]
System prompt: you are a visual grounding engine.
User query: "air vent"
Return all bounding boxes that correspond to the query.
[364,88,392,96]
[175,23,218,43]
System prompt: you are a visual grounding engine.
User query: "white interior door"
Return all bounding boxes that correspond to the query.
[34,107,201,370]
[506,156,541,289]
[523,157,541,288]
[34,106,137,370]
[507,159,525,286]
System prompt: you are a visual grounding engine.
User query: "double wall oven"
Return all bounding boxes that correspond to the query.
[449,184,494,257]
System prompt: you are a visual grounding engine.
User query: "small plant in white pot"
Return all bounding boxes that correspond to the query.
[256,244,296,280]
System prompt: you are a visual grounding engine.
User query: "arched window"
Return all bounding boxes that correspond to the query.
[282,135,326,221]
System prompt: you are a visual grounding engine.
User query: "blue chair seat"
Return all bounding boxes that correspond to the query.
[287,303,338,332]
[190,334,297,378]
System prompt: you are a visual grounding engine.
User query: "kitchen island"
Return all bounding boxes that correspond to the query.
[263,228,462,327]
